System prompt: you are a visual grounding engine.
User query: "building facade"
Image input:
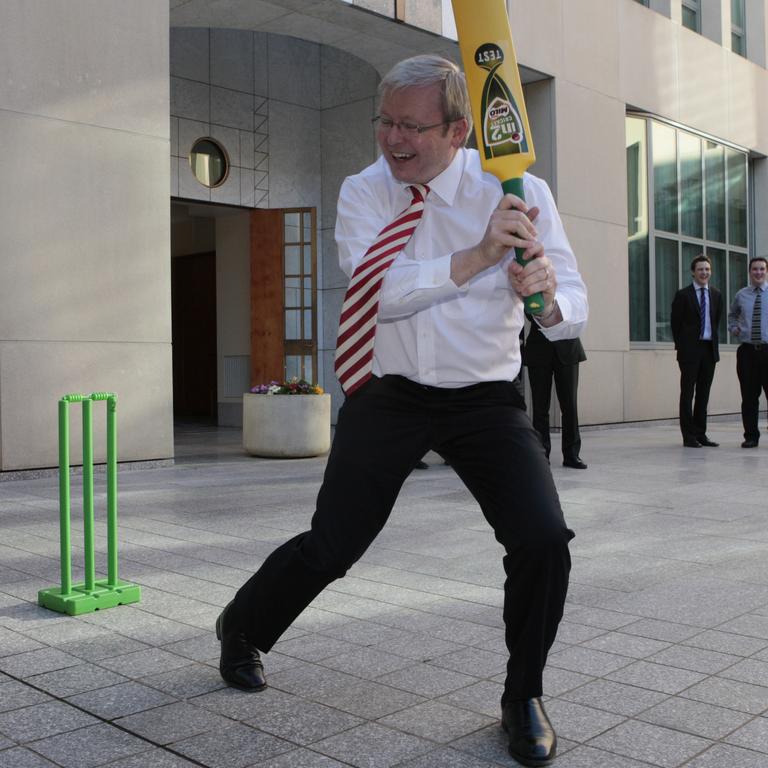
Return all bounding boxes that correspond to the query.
[1,0,766,471]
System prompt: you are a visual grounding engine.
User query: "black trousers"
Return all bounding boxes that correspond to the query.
[230,375,574,703]
[736,343,768,442]
[678,341,716,442]
[528,362,581,461]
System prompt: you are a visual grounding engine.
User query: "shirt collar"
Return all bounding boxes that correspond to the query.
[392,149,464,207]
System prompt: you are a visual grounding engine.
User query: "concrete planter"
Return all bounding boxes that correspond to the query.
[243,393,331,458]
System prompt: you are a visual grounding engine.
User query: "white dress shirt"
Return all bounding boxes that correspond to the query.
[335,148,588,388]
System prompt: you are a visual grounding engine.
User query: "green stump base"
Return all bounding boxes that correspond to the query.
[38,579,141,616]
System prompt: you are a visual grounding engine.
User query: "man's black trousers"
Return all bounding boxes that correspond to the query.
[737,343,768,442]
[678,340,717,442]
[527,362,581,461]
[230,374,574,703]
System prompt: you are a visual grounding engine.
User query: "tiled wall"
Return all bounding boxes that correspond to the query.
[170,28,380,414]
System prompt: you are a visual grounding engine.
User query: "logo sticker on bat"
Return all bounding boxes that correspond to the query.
[475,43,529,159]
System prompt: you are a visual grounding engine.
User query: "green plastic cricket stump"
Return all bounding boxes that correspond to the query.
[38,392,141,615]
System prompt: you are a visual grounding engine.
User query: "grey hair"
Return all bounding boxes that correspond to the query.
[379,55,473,140]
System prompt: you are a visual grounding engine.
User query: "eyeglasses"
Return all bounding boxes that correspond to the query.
[372,115,451,135]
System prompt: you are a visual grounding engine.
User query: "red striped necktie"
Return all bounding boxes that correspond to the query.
[335,184,429,395]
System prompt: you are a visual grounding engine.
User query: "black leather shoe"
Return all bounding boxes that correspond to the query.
[502,698,556,767]
[697,437,719,447]
[563,457,587,469]
[742,439,759,448]
[683,438,702,447]
[216,602,267,691]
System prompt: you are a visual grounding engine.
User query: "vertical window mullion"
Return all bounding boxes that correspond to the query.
[648,120,657,342]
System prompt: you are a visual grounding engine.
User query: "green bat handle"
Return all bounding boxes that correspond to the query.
[502,177,545,315]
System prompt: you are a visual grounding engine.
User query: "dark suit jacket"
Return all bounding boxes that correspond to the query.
[671,284,722,363]
[522,318,586,367]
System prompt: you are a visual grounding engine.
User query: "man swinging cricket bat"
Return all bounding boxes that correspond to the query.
[216,11,587,768]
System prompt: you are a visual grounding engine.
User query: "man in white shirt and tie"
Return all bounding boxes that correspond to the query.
[728,256,768,447]
[671,255,722,448]
[217,54,588,767]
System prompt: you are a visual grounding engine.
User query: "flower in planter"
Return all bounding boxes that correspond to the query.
[250,377,324,395]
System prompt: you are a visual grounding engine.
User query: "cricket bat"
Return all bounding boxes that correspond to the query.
[451,0,544,313]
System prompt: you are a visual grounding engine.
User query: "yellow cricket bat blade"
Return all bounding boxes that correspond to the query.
[451,0,544,313]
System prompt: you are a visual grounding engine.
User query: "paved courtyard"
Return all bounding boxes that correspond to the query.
[1,418,768,767]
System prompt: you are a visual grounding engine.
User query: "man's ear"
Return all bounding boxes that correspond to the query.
[451,117,470,148]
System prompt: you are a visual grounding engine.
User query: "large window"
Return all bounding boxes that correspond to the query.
[682,0,700,32]
[626,116,749,345]
[282,210,317,381]
[731,0,746,56]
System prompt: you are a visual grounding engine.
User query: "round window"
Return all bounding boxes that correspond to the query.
[189,138,229,188]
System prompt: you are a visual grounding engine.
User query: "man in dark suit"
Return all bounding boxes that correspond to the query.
[671,254,722,448]
[524,319,587,469]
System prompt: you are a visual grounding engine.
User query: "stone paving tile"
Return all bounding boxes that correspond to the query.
[544,700,626,743]
[558,679,669,717]
[395,746,505,767]
[272,634,361,662]
[319,647,415,679]
[437,680,506,718]
[55,633,150,662]
[719,658,768,687]
[553,744,655,767]
[0,648,81,678]
[586,719,712,767]
[378,633,464,661]
[0,747,60,767]
[716,614,768,640]
[564,606,640,631]
[428,647,508,678]
[319,620,408,648]
[140,662,226,699]
[681,676,768,715]
[579,630,671,659]
[18,620,112,647]
[605,660,707,694]
[27,722,150,768]
[547,646,634,677]
[724,715,768,752]
[0,701,98,742]
[553,621,608,645]
[376,662,478,697]
[114,701,233,746]
[686,743,768,767]
[66,680,176,720]
[172,723,293,768]
[0,681,52,713]
[192,686,291,721]
[646,645,741,675]
[102,750,202,767]
[316,680,426,719]
[542,666,595,698]
[684,629,768,657]
[244,695,363,745]
[161,633,220,663]
[255,748,349,767]
[312,722,433,768]
[638,695,752,739]
[98,648,193,678]
[620,617,703,643]
[0,737,13,751]
[378,700,495,743]
[25,663,127,697]
[0,628,45,657]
